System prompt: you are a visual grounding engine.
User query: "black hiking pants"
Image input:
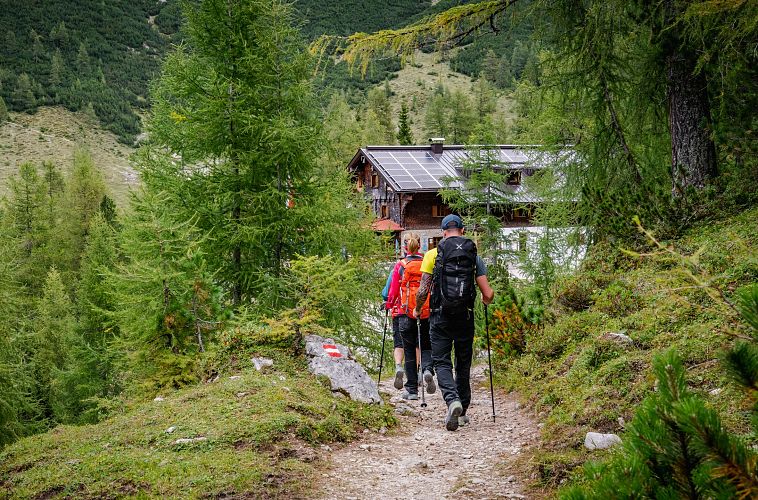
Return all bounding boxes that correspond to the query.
[398,315,433,394]
[429,309,475,413]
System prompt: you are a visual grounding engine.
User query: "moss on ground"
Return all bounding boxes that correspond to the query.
[0,353,395,498]
[499,207,758,490]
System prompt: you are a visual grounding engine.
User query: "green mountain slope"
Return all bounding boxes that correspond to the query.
[500,207,758,489]
[0,107,136,205]
[0,353,393,498]
[0,0,181,142]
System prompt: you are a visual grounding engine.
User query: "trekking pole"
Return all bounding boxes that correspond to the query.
[377,309,389,386]
[417,318,427,408]
[485,304,496,422]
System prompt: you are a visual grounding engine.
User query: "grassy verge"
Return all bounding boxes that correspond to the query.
[0,353,394,498]
[499,207,758,492]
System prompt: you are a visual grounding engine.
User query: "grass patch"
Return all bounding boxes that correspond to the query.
[500,206,758,493]
[0,355,395,498]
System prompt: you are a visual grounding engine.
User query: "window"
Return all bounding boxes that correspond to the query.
[518,232,528,253]
[513,206,531,219]
[431,204,451,218]
[371,174,380,188]
[428,237,442,250]
[507,170,522,185]
[380,205,389,218]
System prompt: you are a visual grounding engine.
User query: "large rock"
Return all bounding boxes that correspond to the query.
[584,432,622,450]
[598,330,634,347]
[304,335,381,404]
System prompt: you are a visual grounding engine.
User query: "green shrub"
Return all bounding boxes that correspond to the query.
[552,272,612,313]
[591,280,641,317]
[528,311,618,359]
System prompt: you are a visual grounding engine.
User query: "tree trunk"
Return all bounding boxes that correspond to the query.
[664,9,717,196]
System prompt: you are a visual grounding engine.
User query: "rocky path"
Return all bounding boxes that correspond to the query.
[315,366,540,499]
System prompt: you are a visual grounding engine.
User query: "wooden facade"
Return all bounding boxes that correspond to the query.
[347,144,543,248]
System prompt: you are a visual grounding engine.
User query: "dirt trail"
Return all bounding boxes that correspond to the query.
[316,366,539,499]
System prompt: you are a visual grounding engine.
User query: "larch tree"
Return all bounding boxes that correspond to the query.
[143,0,328,308]
[57,149,106,278]
[108,189,222,393]
[367,86,396,144]
[33,268,76,423]
[5,162,49,292]
[311,0,758,197]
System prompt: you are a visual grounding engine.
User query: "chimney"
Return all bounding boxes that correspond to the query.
[429,137,444,155]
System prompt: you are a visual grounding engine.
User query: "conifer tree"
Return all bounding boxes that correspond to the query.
[49,21,69,48]
[0,96,8,123]
[75,43,90,75]
[53,213,120,423]
[143,0,342,307]
[41,161,64,218]
[425,91,449,139]
[448,89,476,144]
[108,190,223,392]
[57,149,106,276]
[49,49,64,88]
[30,29,44,65]
[396,102,414,145]
[5,162,49,292]
[473,77,497,117]
[0,217,35,445]
[32,268,76,422]
[367,86,396,144]
[12,73,36,110]
[440,136,511,277]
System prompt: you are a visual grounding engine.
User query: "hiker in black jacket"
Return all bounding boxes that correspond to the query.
[414,214,494,431]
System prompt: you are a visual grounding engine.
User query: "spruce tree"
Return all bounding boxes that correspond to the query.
[397,102,414,145]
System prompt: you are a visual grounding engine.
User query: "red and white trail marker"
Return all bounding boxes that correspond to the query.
[322,344,342,358]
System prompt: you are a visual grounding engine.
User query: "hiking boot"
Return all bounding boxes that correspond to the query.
[401,390,418,401]
[458,415,470,426]
[445,400,463,431]
[423,370,436,394]
[393,368,405,390]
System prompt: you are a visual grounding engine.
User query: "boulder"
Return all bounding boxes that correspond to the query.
[599,330,634,347]
[584,432,622,450]
[251,357,274,372]
[304,335,381,404]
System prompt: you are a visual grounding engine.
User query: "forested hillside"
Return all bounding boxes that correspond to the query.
[0,0,182,142]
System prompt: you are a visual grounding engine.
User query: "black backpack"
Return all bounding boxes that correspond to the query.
[431,236,478,313]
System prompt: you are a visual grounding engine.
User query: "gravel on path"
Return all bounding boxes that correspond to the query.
[315,365,540,500]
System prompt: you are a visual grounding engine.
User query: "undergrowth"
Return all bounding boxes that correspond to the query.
[498,206,758,490]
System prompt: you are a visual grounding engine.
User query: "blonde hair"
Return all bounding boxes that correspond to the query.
[405,232,421,254]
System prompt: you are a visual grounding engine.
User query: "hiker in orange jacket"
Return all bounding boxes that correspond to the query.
[388,233,436,400]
